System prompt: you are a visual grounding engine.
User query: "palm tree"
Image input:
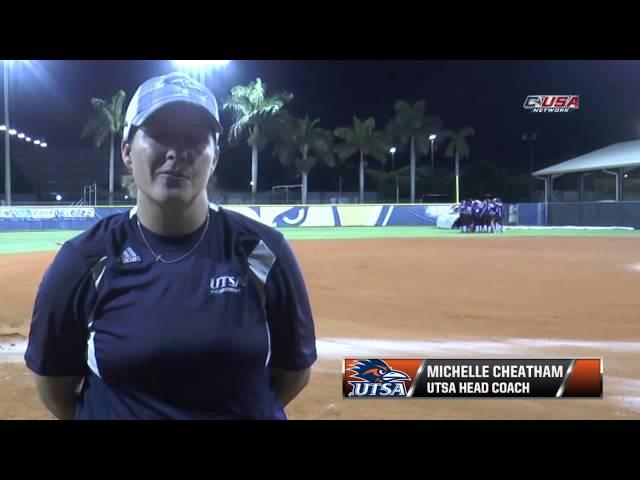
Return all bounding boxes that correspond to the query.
[334,116,388,203]
[223,78,292,195]
[441,127,475,203]
[81,90,127,205]
[272,115,336,204]
[388,100,443,203]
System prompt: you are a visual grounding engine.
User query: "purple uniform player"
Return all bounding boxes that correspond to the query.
[472,200,483,233]
[494,199,505,233]
[486,200,497,233]
[479,200,491,233]
[459,200,473,233]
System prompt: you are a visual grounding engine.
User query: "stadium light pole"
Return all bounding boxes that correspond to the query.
[522,133,537,201]
[4,60,10,206]
[3,60,42,206]
[389,146,399,203]
[429,134,437,170]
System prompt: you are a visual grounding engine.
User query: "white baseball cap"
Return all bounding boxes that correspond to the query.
[123,72,222,142]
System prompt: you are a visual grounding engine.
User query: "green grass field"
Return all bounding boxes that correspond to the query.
[1,227,639,255]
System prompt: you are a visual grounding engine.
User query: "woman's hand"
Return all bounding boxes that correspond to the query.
[271,367,312,408]
[33,375,84,420]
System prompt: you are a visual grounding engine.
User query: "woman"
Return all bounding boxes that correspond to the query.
[25,72,317,420]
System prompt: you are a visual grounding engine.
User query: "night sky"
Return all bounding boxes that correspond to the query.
[4,60,640,192]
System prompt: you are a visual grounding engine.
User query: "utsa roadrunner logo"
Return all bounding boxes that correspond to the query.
[347,359,411,397]
[272,207,309,227]
[159,74,208,97]
[161,75,198,89]
[209,275,246,295]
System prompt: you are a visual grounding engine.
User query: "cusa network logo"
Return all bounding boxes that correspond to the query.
[523,95,579,113]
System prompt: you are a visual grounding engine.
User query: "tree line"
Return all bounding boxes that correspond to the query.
[82,77,514,205]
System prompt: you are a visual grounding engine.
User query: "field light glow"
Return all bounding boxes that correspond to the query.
[172,60,230,69]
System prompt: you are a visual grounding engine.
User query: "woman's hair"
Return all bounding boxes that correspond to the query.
[125,126,139,144]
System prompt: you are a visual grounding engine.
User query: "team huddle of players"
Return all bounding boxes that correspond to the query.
[457,198,505,233]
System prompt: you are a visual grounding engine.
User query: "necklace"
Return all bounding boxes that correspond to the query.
[136,213,210,264]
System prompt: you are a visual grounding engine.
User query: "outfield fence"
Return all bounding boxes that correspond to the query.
[0,204,455,231]
[1,201,638,232]
[507,202,640,228]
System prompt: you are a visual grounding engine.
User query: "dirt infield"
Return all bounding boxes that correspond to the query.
[1,236,639,419]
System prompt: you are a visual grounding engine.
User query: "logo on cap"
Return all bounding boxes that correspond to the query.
[159,74,203,93]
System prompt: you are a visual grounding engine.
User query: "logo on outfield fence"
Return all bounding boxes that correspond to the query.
[0,207,95,220]
[346,359,411,397]
[523,95,579,113]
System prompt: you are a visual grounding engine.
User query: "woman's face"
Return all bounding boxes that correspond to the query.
[122,102,218,207]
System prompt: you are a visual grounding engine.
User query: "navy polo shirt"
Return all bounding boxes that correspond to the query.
[25,204,317,420]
